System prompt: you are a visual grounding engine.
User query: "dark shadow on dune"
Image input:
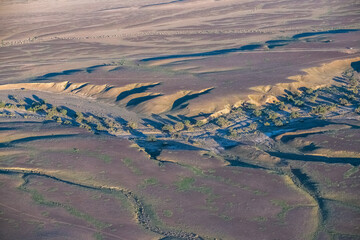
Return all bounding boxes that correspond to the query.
[265,39,293,49]
[59,105,77,118]
[126,94,162,107]
[0,121,43,126]
[142,0,186,8]
[70,83,89,93]
[227,160,267,169]
[7,95,18,103]
[301,143,321,152]
[141,44,263,62]
[129,128,147,138]
[31,69,82,81]
[142,118,163,130]
[112,116,146,138]
[270,119,339,139]
[188,112,212,119]
[176,115,196,124]
[0,134,78,148]
[135,139,204,159]
[171,88,213,111]
[23,97,36,106]
[0,127,16,131]
[213,135,240,149]
[281,131,327,143]
[292,29,358,39]
[291,168,328,220]
[85,64,106,73]
[351,61,360,72]
[112,116,127,125]
[31,95,46,104]
[116,83,161,102]
[332,76,348,84]
[267,151,360,166]
[166,114,182,122]
[141,29,357,64]
[151,114,175,125]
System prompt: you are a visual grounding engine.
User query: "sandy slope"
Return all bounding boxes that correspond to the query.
[0,0,359,117]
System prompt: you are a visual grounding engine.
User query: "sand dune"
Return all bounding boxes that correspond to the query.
[1,57,358,118]
[249,57,360,105]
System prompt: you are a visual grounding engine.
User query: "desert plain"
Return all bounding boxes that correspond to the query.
[0,0,360,240]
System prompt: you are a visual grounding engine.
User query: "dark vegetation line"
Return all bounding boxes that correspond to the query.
[289,168,325,238]
[0,169,204,240]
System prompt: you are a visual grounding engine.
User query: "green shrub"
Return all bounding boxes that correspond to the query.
[249,122,258,131]
[162,124,174,133]
[174,122,184,131]
[310,104,336,115]
[266,110,278,120]
[278,102,287,111]
[183,120,191,127]
[294,100,304,106]
[195,120,205,127]
[244,103,257,110]
[60,109,67,116]
[146,135,157,142]
[309,93,318,103]
[253,109,262,117]
[290,111,300,119]
[75,112,84,123]
[286,95,294,102]
[127,121,137,129]
[339,98,350,106]
[355,106,360,114]
[64,120,72,125]
[305,88,314,95]
[216,117,228,127]
[273,119,284,127]
[228,127,237,137]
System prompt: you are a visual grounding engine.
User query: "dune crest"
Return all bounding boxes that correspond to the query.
[248,57,360,106]
[0,81,214,115]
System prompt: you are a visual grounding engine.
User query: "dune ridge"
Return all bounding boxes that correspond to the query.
[0,81,214,115]
[0,57,358,119]
[247,57,360,106]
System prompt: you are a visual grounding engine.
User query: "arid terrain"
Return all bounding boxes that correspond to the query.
[1,0,360,240]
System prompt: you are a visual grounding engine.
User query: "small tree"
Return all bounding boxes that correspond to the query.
[127,121,137,129]
[249,122,258,131]
[174,122,184,131]
[339,98,349,106]
[266,110,278,120]
[146,135,157,142]
[162,124,174,133]
[253,109,262,117]
[76,112,84,123]
[290,111,300,119]
[355,106,360,114]
[309,93,318,103]
[278,102,287,111]
[216,117,228,127]
[294,100,304,107]
[60,109,67,116]
[273,118,284,127]
[228,127,238,137]
[195,120,205,127]
[305,88,314,95]
[183,120,191,127]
